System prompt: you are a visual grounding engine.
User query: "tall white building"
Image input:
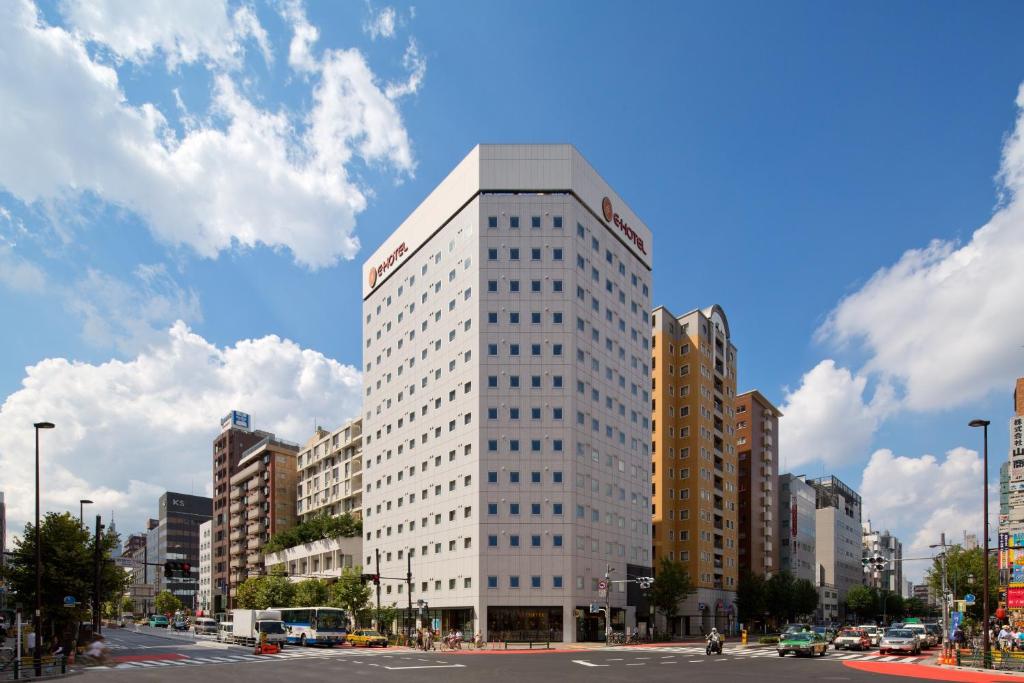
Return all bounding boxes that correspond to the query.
[198,520,212,615]
[361,144,653,642]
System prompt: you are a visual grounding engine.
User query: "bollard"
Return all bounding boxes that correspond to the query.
[741,629,747,646]
[13,656,19,680]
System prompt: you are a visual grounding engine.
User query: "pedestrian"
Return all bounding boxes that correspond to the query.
[998,625,1011,652]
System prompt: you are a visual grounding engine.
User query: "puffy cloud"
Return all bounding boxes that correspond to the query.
[385,39,426,99]
[364,6,397,40]
[59,0,272,70]
[860,447,997,582]
[0,322,362,539]
[0,0,417,269]
[817,82,1024,412]
[279,0,319,73]
[779,360,895,468]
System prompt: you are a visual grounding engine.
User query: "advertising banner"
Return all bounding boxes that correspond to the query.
[1009,587,1024,609]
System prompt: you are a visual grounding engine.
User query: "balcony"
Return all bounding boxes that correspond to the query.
[230,501,242,514]
[247,521,265,535]
[229,487,242,500]
[246,553,262,566]
[229,514,241,527]
[248,491,266,506]
[229,543,243,556]
[247,537,261,550]
[229,557,244,570]
[229,530,244,542]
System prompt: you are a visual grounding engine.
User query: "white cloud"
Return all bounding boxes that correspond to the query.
[0,0,418,269]
[364,5,397,40]
[860,447,997,582]
[64,264,202,354]
[779,360,895,469]
[817,82,1024,412]
[59,0,272,70]
[0,244,46,292]
[385,39,426,99]
[280,0,319,73]
[0,322,362,539]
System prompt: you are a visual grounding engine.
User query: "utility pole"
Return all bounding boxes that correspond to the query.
[375,548,382,632]
[604,563,613,641]
[406,553,413,642]
[939,533,950,661]
[93,515,103,635]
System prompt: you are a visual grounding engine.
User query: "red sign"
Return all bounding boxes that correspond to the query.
[600,197,646,255]
[791,496,798,538]
[1008,587,1024,609]
[369,242,408,289]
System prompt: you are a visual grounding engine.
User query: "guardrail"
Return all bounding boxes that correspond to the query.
[0,654,68,680]
[956,647,1024,671]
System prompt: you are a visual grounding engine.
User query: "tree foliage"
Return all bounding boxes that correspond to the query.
[234,575,296,609]
[845,584,876,621]
[648,558,695,624]
[263,513,362,554]
[292,579,329,607]
[735,572,768,623]
[0,512,127,641]
[154,591,183,615]
[926,545,997,621]
[327,566,372,625]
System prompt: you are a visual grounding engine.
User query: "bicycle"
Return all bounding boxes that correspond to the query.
[607,632,626,646]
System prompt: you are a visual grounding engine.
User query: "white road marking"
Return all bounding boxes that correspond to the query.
[572,659,609,667]
[384,664,467,670]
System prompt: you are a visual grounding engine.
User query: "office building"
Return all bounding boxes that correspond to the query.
[861,521,903,594]
[999,377,1024,602]
[651,304,739,635]
[227,433,299,595]
[735,390,780,577]
[778,474,816,583]
[361,144,653,642]
[0,492,5,611]
[264,536,361,579]
[297,419,364,522]
[913,583,937,607]
[211,411,268,613]
[809,475,862,620]
[198,520,212,615]
[157,492,212,610]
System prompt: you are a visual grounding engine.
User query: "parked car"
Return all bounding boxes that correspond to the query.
[903,623,930,648]
[879,628,921,656]
[857,625,882,646]
[216,621,234,643]
[347,629,388,648]
[778,632,828,657]
[172,617,189,631]
[925,623,943,646]
[193,617,218,636]
[834,628,871,650]
[148,615,169,628]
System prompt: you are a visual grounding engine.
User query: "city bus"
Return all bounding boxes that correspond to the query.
[276,607,349,647]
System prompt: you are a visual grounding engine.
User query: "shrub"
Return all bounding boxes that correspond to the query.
[759,635,779,645]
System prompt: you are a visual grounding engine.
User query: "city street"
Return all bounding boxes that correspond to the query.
[81,630,969,682]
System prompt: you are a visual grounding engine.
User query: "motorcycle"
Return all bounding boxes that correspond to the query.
[706,635,723,655]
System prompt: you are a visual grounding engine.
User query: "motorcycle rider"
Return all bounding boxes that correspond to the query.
[706,627,723,654]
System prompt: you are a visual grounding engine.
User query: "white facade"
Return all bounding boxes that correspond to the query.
[264,537,361,579]
[198,520,212,614]
[296,419,364,522]
[361,144,653,642]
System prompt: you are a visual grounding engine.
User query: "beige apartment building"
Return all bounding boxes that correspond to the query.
[651,304,739,635]
[296,418,364,522]
[735,390,780,577]
[228,434,299,594]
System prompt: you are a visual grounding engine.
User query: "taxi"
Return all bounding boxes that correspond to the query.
[347,629,388,647]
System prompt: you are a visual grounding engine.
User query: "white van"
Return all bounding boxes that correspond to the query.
[216,621,234,643]
[193,618,218,636]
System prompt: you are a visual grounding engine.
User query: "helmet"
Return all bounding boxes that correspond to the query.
[711,627,718,634]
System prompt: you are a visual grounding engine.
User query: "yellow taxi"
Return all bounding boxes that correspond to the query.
[347,629,388,648]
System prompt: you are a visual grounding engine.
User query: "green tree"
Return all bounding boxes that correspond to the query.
[376,602,398,635]
[328,566,372,626]
[648,558,695,633]
[0,512,127,644]
[792,579,820,619]
[154,591,183,615]
[845,585,876,622]
[735,571,767,625]
[765,571,796,622]
[926,545,997,621]
[234,575,295,609]
[293,579,329,607]
[263,513,363,554]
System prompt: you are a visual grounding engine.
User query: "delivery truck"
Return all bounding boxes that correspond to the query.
[230,609,287,648]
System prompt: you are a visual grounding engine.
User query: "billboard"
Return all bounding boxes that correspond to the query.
[1009,587,1024,609]
[220,410,251,432]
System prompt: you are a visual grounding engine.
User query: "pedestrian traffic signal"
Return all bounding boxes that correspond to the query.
[164,561,192,578]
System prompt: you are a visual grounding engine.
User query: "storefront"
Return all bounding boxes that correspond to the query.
[574,606,625,642]
[406,607,474,636]
[487,606,564,642]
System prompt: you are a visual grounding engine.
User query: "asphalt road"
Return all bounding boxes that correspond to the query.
[85,630,947,682]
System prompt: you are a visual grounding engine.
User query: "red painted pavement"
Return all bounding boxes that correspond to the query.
[112,653,188,663]
[845,661,1024,681]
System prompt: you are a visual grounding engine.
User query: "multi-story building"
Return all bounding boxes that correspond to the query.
[913,583,937,607]
[211,411,266,613]
[735,390,780,578]
[264,536,361,579]
[999,378,1024,601]
[651,304,739,635]
[156,492,212,610]
[227,433,299,595]
[861,521,902,594]
[0,491,6,611]
[809,475,862,620]
[778,474,816,583]
[296,419,363,522]
[361,144,653,642]
[198,520,212,615]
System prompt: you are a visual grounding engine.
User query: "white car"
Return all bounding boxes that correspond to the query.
[857,625,882,646]
[902,623,930,648]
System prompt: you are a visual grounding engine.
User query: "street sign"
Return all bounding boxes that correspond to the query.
[590,603,602,614]
[63,596,76,607]
[114,556,138,568]
[949,611,963,640]
[964,593,976,606]
[597,580,608,591]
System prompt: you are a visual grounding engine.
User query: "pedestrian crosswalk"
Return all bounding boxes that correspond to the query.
[89,646,432,671]
[600,645,924,664]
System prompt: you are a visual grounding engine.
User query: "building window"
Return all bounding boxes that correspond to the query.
[510,535,520,547]
[488,576,498,588]
[531,576,541,588]
[488,216,497,228]
[509,576,520,588]
[510,216,519,229]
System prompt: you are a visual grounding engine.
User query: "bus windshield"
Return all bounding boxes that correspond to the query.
[315,610,347,631]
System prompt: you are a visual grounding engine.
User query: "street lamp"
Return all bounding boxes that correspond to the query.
[80,499,93,526]
[969,418,991,667]
[33,421,55,677]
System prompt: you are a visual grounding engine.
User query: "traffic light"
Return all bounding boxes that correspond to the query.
[360,573,380,585]
[164,561,192,578]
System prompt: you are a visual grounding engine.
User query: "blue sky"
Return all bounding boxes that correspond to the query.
[1,0,1023,580]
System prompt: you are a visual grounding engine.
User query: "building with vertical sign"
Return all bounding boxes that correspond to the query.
[778,474,816,583]
[999,377,1024,612]
[809,475,862,621]
[652,304,739,635]
[735,390,780,578]
[361,144,654,642]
